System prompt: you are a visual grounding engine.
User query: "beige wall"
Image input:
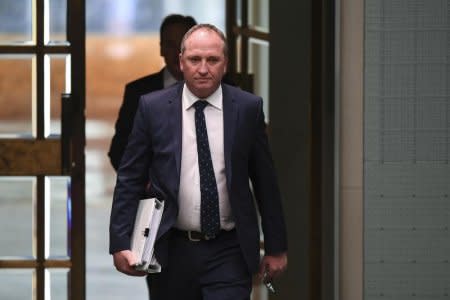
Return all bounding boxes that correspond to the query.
[339,0,363,299]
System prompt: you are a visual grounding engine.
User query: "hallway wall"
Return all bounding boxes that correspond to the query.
[270,1,312,299]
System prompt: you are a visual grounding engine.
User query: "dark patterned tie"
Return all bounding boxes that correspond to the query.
[194,100,220,238]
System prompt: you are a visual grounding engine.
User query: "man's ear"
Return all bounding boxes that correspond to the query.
[223,58,228,73]
[179,54,184,71]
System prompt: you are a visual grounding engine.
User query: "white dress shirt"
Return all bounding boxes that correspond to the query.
[176,84,235,231]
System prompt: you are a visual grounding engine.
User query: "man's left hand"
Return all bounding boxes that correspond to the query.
[258,252,288,281]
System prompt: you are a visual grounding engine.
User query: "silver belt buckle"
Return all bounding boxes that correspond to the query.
[187,231,201,242]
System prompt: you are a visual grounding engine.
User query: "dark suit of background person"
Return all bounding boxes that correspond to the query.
[108,14,197,171]
[109,24,288,300]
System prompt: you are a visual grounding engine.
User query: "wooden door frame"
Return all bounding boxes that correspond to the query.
[67,0,86,299]
[0,1,86,299]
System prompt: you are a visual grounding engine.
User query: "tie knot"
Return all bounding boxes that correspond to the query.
[194,100,208,112]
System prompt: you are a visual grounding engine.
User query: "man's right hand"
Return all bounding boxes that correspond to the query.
[113,250,147,276]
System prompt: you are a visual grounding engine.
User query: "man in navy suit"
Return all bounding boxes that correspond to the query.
[110,24,288,300]
[108,14,197,171]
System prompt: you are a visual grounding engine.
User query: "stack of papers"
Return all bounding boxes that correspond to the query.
[130,197,164,273]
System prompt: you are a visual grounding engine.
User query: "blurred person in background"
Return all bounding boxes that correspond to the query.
[108,14,197,171]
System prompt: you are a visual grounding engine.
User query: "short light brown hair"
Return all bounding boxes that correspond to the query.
[180,23,228,57]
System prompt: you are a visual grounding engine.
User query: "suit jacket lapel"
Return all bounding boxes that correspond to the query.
[222,84,238,188]
[168,83,183,188]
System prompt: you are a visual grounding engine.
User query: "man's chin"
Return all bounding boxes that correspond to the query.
[193,82,214,91]
[189,84,217,98]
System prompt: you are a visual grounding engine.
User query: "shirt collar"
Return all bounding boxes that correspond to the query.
[183,84,223,111]
[163,67,178,88]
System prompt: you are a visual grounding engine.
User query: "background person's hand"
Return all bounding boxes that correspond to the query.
[113,250,147,276]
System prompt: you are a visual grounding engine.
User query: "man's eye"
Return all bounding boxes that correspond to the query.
[207,57,220,64]
[189,57,201,63]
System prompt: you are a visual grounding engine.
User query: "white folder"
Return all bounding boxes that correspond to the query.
[130,197,164,273]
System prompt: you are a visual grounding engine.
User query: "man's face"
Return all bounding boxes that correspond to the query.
[179,29,227,99]
[160,24,191,80]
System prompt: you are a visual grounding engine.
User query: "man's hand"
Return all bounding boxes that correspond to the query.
[113,250,147,276]
[258,252,288,282]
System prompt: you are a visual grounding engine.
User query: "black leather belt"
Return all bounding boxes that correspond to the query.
[173,229,233,242]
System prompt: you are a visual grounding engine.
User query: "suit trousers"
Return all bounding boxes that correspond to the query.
[146,229,252,300]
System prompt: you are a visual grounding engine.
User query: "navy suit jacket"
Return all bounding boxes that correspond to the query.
[109,82,287,274]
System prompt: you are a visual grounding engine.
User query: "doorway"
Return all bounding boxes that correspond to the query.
[0,0,85,299]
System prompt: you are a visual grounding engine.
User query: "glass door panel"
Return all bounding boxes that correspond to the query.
[0,269,34,299]
[248,38,269,121]
[48,268,69,299]
[48,0,68,44]
[248,0,269,31]
[48,176,70,258]
[0,0,33,45]
[0,55,35,137]
[0,177,35,257]
[48,54,71,136]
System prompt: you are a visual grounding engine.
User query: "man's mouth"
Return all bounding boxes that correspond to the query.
[195,77,211,83]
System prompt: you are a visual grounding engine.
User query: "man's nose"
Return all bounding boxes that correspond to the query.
[198,60,208,74]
